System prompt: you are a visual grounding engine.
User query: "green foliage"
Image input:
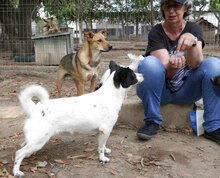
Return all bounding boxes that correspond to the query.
[209,0,220,10]
[31,0,159,27]
[3,0,218,31]
[190,0,209,18]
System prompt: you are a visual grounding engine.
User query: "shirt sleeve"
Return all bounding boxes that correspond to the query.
[187,22,205,48]
[144,24,167,56]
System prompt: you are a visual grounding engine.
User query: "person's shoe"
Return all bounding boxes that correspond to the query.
[204,128,220,145]
[137,121,159,140]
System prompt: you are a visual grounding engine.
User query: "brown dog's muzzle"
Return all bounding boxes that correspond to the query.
[102,45,112,52]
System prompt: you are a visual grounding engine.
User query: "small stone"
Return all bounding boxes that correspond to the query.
[51,167,60,173]
[36,161,47,168]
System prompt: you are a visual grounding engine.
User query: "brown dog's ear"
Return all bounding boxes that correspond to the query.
[84,31,94,40]
[98,30,108,36]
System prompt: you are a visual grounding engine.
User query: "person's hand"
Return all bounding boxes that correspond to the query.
[177,33,196,52]
[169,55,186,69]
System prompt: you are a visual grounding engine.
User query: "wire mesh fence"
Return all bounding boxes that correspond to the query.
[0,0,219,67]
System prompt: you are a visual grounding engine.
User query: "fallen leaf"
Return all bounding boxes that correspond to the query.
[84,148,95,152]
[67,154,88,159]
[50,91,57,97]
[141,157,162,166]
[0,168,14,177]
[196,147,204,151]
[10,90,17,94]
[54,159,70,165]
[88,155,98,160]
[2,168,8,174]
[145,144,152,149]
[37,168,48,173]
[114,146,127,151]
[47,172,56,178]
[117,124,130,129]
[120,139,124,144]
[170,153,176,161]
[73,164,83,168]
[30,152,38,160]
[0,161,9,166]
[50,139,62,145]
[154,161,172,167]
[31,167,38,173]
[140,158,145,167]
[23,166,33,171]
[110,169,118,175]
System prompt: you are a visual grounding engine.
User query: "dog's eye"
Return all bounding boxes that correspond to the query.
[98,39,102,42]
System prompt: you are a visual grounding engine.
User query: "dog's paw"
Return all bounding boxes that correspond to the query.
[14,170,24,177]
[100,156,110,163]
[104,147,111,154]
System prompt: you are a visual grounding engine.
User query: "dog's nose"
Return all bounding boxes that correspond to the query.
[108,46,112,50]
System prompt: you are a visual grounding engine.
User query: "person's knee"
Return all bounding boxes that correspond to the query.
[200,57,220,76]
[136,56,166,98]
[138,55,165,76]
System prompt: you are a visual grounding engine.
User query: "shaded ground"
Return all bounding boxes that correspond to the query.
[0,48,220,178]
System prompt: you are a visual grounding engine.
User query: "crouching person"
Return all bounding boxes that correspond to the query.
[136,0,220,144]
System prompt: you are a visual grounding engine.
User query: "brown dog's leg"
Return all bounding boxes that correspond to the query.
[89,76,98,93]
[74,79,85,96]
[56,27,61,33]
[44,31,49,35]
[57,66,67,97]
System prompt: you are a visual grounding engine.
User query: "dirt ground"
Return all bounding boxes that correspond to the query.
[0,49,220,178]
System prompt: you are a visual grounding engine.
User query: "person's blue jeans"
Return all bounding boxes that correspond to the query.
[136,56,220,132]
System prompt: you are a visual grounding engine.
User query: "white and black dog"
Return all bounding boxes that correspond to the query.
[96,53,144,89]
[13,55,144,177]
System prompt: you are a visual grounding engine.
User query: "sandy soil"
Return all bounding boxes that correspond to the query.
[0,49,220,178]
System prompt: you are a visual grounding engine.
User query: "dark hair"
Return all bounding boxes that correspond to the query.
[160,0,192,19]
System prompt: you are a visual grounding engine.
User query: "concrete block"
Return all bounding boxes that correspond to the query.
[119,98,193,129]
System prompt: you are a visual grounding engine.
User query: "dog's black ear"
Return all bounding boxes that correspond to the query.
[109,61,117,70]
[113,68,128,88]
[50,17,53,21]
[109,61,120,74]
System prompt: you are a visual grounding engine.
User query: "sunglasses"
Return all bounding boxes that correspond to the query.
[163,3,183,11]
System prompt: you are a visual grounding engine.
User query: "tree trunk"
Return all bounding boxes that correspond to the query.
[150,0,154,29]
[78,18,83,44]
[121,21,125,39]
[0,0,38,57]
[90,19,93,30]
[135,12,139,40]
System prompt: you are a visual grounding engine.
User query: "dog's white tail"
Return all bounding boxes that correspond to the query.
[127,53,144,71]
[19,85,49,117]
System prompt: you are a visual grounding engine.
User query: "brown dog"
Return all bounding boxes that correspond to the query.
[57,30,112,97]
[43,17,61,35]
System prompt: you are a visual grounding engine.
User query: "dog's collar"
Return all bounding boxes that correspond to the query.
[75,51,101,71]
[88,60,100,68]
[79,60,100,71]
